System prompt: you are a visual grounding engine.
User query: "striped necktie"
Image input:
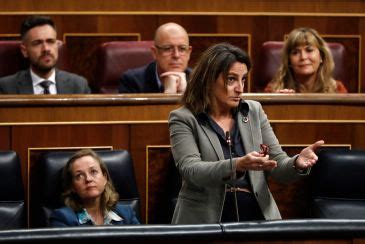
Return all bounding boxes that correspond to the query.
[40,80,52,94]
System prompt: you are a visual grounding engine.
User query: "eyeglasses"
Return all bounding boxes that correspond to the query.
[155,45,190,56]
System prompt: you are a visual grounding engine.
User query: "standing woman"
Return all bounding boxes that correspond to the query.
[169,43,324,224]
[264,27,347,93]
[50,149,139,226]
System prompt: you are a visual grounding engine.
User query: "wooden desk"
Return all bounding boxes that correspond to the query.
[1,93,364,226]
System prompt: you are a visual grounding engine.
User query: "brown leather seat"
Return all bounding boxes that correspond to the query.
[94,41,154,93]
[253,41,347,92]
[0,40,69,78]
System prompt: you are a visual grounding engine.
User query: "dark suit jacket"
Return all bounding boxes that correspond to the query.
[118,61,191,93]
[0,69,90,94]
[50,203,140,227]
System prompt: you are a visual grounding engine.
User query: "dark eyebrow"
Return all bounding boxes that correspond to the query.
[227,71,239,76]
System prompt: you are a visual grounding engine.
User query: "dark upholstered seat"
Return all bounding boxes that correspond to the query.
[94,41,154,93]
[0,40,69,78]
[0,151,25,229]
[310,149,365,218]
[253,41,347,91]
[36,150,140,227]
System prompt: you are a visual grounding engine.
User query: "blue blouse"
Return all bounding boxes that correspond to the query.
[50,203,140,227]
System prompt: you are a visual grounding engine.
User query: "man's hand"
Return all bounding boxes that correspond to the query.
[160,71,187,93]
[278,88,296,93]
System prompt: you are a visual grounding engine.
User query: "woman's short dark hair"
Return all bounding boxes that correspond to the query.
[182,42,251,115]
[62,149,119,212]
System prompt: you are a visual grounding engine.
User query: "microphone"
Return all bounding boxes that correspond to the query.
[225,131,239,222]
[225,131,235,179]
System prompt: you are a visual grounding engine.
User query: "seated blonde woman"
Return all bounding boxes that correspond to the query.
[50,149,139,226]
[265,27,347,93]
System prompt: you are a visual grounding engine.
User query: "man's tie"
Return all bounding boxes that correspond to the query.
[40,80,52,94]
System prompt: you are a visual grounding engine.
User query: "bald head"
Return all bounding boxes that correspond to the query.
[151,22,191,75]
[154,23,189,45]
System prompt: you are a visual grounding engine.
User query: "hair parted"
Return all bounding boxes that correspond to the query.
[270,27,336,93]
[182,42,251,115]
[62,149,119,212]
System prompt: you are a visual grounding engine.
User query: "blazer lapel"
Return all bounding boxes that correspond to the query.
[200,124,225,160]
[16,70,34,94]
[146,62,162,92]
[55,70,69,94]
[238,112,254,154]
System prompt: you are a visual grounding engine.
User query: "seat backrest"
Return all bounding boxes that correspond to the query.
[0,40,69,78]
[253,41,347,91]
[37,150,140,227]
[94,41,154,93]
[0,151,25,229]
[310,149,365,218]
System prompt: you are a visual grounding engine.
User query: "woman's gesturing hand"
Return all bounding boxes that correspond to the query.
[236,151,277,172]
[295,140,325,170]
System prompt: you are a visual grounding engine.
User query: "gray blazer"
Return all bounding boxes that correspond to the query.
[0,69,90,94]
[168,100,307,224]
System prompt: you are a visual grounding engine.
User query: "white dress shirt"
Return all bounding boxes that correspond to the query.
[31,69,57,94]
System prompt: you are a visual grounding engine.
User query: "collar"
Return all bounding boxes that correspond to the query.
[31,68,56,86]
[77,208,123,225]
[154,64,163,89]
[196,100,249,124]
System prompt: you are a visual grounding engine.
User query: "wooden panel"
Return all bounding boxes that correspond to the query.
[130,124,170,223]
[262,104,365,120]
[1,0,365,13]
[64,34,140,92]
[0,101,179,123]
[272,123,365,148]
[0,34,20,40]
[146,146,174,224]
[1,93,365,121]
[0,126,11,149]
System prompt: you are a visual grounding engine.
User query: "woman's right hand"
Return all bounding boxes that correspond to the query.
[236,151,277,172]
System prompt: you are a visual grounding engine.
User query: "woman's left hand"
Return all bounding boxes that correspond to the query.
[295,140,325,169]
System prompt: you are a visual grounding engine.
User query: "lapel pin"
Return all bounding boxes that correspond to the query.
[243,116,249,123]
